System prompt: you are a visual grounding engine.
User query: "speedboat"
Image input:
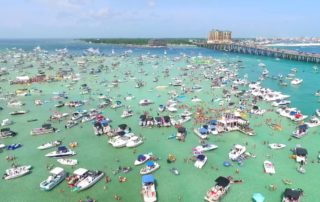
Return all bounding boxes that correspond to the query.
[272,99,291,107]
[291,78,303,85]
[72,170,104,192]
[7,143,22,150]
[141,174,157,202]
[282,188,303,202]
[45,146,76,157]
[229,144,246,161]
[269,143,286,150]
[9,110,28,115]
[292,124,308,139]
[3,165,32,180]
[7,100,25,107]
[193,144,218,153]
[305,116,320,128]
[264,160,275,174]
[140,161,160,175]
[0,128,17,139]
[31,124,58,135]
[1,119,13,126]
[65,120,79,129]
[37,140,62,150]
[108,133,134,148]
[57,158,78,166]
[40,167,66,191]
[194,128,208,139]
[139,99,153,106]
[204,176,231,202]
[126,136,143,148]
[167,106,178,112]
[111,100,123,109]
[194,154,207,169]
[134,154,151,166]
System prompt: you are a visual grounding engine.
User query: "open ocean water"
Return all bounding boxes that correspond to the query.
[0,39,319,202]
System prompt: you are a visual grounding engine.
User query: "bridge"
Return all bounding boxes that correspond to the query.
[194,42,320,64]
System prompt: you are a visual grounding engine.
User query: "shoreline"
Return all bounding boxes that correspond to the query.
[265,43,320,47]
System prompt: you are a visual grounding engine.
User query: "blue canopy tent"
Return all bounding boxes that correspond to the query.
[142,174,155,184]
[146,161,155,167]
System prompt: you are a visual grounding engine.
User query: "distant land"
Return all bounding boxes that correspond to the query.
[80,38,204,46]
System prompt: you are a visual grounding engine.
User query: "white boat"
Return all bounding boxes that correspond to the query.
[305,116,320,128]
[269,143,286,149]
[108,133,134,148]
[134,154,151,166]
[204,176,231,202]
[31,124,57,135]
[0,143,5,149]
[194,128,208,139]
[193,144,218,153]
[191,98,202,102]
[139,99,153,106]
[121,109,133,118]
[72,170,104,192]
[167,106,178,112]
[264,160,275,174]
[45,146,76,157]
[141,174,157,202]
[126,136,143,148]
[57,158,78,166]
[3,165,32,180]
[7,100,24,107]
[1,119,13,126]
[140,162,160,175]
[37,140,62,150]
[194,154,207,169]
[292,124,308,139]
[229,144,246,161]
[272,100,291,107]
[158,105,166,112]
[40,167,66,191]
[291,78,303,85]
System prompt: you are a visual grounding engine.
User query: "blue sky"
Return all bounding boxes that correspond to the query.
[1,0,319,38]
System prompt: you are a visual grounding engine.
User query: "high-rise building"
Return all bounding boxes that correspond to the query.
[207,29,232,43]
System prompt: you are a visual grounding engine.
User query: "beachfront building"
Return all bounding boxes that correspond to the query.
[207,29,232,44]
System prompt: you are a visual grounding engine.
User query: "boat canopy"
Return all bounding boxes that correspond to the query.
[57,146,68,151]
[118,124,127,130]
[73,168,88,176]
[138,154,146,161]
[295,147,308,156]
[197,154,206,161]
[177,127,186,133]
[215,176,230,188]
[42,123,52,129]
[298,124,308,130]
[50,167,64,175]
[209,120,217,125]
[283,188,302,200]
[146,161,154,167]
[142,174,155,183]
[199,127,208,134]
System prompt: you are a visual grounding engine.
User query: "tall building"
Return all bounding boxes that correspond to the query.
[207,29,232,43]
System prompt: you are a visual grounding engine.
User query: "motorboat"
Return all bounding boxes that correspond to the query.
[7,143,22,150]
[194,154,207,169]
[305,116,320,128]
[134,154,151,166]
[37,140,62,150]
[121,109,133,118]
[264,160,275,174]
[45,146,76,157]
[193,144,218,153]
[111,100,123,109]
[139,99,153,106]
[3,165,32,180]
[204,176,231,202]
[1,119,14,126]
[65,120,79,129]
[282,188,303,202]
[141,174,157,202]
[9,110,29,115]
[31,124,58,135]
[0,143,5,149]
[269,143,286,150]
[57,158,78,166]
[292,124,308,139]
[229,144,246,161]
[167,106,178,112]
[72,170,104,192]
[126,136,143,148]
[272,99,291,107]
[7,100,25,107]
[108,133,134,148]
[291,78,303,85]
[194,128,208,139]
[293,147,308,164]
[0,128,17,139]
[40,167,66,191]
[140,161,160,175]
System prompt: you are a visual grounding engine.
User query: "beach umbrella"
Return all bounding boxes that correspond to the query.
[146,161,154,167]
[252,193,265,202]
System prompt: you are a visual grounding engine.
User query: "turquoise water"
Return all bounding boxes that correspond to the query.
[0,40,319,202]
